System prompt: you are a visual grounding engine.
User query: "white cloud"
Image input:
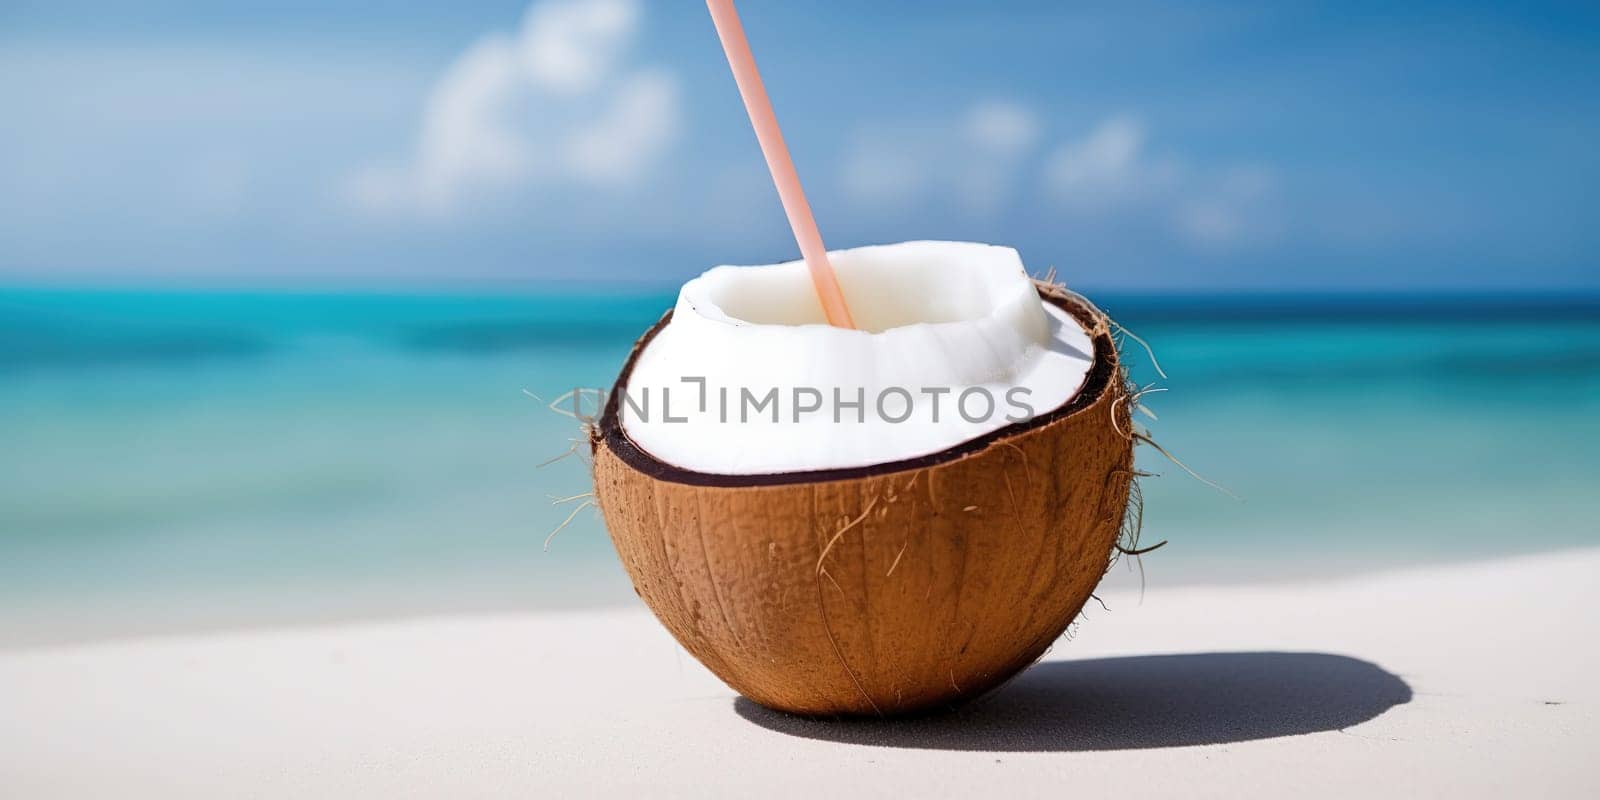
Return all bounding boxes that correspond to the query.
[840,100,1041,218]
[840,103,1277,249]
[965,102,1040,156]
[1044,116,1164,209]
[566,70,679,183]
[345,0,680,217]
[956,102,1041,215]
[1042,116,1274,246]
[521,0,636,93]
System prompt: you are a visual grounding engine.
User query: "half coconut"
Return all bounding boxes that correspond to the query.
[591,240,1133,716]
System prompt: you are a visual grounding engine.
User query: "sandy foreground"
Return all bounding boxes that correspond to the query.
[2,548,1595,798]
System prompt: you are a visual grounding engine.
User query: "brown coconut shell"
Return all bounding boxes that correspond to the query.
[590,283,1133,717]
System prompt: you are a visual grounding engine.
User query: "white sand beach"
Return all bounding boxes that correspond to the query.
[2,548,1595,798]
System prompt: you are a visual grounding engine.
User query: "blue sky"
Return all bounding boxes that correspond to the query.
[1,0,1596,289]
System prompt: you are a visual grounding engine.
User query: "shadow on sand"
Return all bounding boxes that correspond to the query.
[735,651,1411,751]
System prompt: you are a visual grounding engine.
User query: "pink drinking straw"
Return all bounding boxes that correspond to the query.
[705,0,857,329]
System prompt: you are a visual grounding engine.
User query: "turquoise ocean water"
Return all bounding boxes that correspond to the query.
[2,288,1597,645]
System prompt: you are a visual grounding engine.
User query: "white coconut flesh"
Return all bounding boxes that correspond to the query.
[619,240,1096,475]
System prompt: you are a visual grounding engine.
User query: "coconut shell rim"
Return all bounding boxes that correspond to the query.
[596,283,1119,489]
